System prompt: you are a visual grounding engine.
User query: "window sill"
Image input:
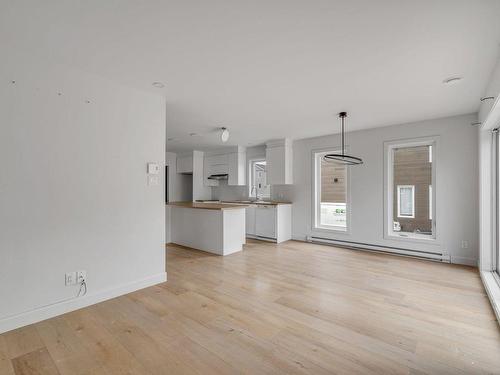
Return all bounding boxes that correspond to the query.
[313,226,348,234]
[385,233,439,245]
[480,271,500,324]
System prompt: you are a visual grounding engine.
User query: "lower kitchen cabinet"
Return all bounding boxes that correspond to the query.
[246,206,256,235]
[245,204,291,243]
[255,205,277,239]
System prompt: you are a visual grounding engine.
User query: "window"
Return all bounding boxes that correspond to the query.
[248,159,270,199]
[495,130,500,276]
[313,150,348,231]
[385,139,436,240]
[397,185,414,218]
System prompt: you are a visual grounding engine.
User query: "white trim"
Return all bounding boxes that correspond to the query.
[429,185,432,220]
[480,271,500,324]
[449,256,478,267]
[397,185,415,218]
[479,129,495,271]
[312,148,350,233]
[384,136,438,243]
[0,272,167,334]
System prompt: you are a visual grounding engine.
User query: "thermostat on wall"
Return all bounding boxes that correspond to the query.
[147,162,160,175]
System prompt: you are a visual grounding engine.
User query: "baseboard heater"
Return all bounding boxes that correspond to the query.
[306,236,450,263]
[246,234,276,243]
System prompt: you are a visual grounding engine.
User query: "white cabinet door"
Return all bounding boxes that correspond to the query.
[255,206,276,239]
[266,146,285,185]
[266,139,292,185]
[246,206,256,235]
[203,156,218,186]
[177,155,193,174]
[210,163,229,175]
[228,151,246,186]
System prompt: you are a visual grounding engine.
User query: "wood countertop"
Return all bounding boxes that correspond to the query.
[221,200,292,206]
[167,201,249,210]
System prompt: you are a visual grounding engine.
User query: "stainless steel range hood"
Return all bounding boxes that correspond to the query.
[207,173,228,180]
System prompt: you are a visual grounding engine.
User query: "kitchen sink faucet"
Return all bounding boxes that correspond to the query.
[251,185,260,201]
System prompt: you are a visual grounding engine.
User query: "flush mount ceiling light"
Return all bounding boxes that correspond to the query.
[323,112,363,166]
[220,127,229,143]
[442,76,462,85]
[152,82,165,88]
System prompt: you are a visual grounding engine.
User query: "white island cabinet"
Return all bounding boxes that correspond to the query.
[169,202,247,256]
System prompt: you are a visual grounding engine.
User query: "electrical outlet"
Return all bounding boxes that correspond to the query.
[65,272,77,286]
[148,175,159,186]
[461,240,469,249]
[76,270,87,283]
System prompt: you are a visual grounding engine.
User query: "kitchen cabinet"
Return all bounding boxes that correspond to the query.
[255,205,277,239]
[177,154,193,174]
[204,147,246,186]
[245,206,256,235]
[228,150,246,186]
[266,139,293,185]
[245,204,292,243]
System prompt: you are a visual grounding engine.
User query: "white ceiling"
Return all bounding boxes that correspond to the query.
[2,1,500,152]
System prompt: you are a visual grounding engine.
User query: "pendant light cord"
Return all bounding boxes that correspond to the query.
[339,112,347,157]
[341,115,345,156]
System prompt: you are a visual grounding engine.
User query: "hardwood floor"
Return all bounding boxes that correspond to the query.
[1,240,499,374]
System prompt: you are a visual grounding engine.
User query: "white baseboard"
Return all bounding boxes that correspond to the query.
[0,272,167,334]
[450,256,478,266]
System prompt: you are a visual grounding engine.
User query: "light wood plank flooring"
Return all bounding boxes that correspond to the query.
[1,240,499,374]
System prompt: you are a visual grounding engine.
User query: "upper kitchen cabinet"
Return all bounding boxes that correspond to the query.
[227,147,246,186]
[204,146,246,186]
[266,139,293,185]
[176,153,193,174]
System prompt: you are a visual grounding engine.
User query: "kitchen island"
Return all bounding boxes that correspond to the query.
[168,201,248,256]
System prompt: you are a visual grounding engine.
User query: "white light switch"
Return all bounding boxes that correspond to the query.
[147,163,160,175]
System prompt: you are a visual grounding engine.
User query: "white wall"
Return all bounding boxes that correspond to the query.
[0,63,166,333]
[292,114,479,266]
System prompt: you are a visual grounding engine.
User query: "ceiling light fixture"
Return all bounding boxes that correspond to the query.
[152,82,165,88]
[442,77,462,85]
[220,127,229,143]
[323,112,363,166]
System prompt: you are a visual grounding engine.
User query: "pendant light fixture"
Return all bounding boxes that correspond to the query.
[323,112,363,165]
[220,127,230,143]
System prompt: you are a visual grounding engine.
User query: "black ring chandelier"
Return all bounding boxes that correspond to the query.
[323,112,363,165]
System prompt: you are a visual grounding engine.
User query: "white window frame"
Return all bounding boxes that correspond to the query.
[397,185,415,218]
[429,185,432,220]
[384,137,438,242]
[248,158,270,199]
[312,149,350,233]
